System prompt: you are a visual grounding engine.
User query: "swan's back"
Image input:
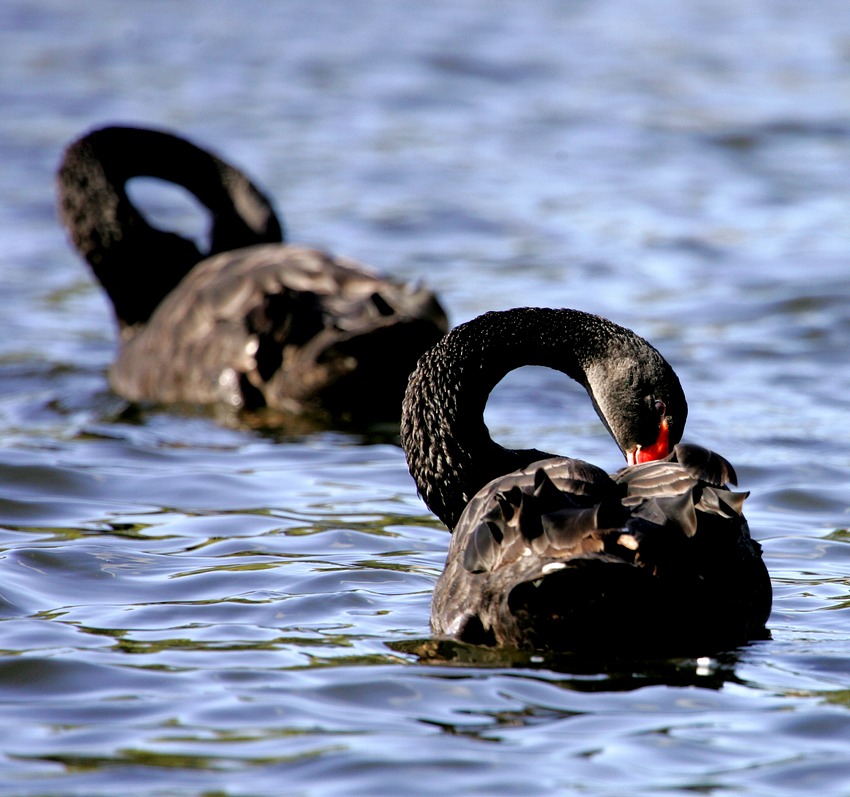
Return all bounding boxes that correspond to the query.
[112,243,447,419]
[432,444,771,653]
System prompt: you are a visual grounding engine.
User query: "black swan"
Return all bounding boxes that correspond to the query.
[401,308,771,654]
[57,125,448,421]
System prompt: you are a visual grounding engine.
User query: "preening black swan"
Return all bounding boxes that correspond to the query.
[57,125,448,420]
[401,308,771,654]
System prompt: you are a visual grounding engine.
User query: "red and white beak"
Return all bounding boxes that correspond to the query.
[627,416,671,466]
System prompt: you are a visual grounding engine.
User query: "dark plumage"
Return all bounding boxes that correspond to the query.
[401,308,771,654]
[57,125,448,420]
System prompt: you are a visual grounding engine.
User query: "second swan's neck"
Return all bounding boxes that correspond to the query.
[57,126,283,329]
[400,307,687,530]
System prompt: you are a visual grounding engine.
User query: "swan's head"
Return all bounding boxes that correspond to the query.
[585,351,688,466]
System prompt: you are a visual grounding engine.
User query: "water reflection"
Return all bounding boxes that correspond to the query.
[392,638,746,693]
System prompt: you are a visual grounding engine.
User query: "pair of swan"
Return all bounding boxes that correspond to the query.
[57,125,771,654]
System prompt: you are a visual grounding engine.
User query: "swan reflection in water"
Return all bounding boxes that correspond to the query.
[391,637,749,696]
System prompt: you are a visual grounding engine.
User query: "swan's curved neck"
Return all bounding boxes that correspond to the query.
[57,126,282,329]
[400,308,687,530]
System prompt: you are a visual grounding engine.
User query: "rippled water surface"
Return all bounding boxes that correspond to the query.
[2,1,850,794]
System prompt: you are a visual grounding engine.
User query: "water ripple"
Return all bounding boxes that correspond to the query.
[2,0,850,794]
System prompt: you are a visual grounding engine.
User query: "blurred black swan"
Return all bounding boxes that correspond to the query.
[401,307,771,654]
[57,125,448,421]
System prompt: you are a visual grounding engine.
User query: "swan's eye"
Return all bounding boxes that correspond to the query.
[654,400,667,416]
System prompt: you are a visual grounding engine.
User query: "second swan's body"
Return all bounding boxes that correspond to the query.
[58,125,448,421]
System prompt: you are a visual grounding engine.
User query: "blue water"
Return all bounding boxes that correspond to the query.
[1,1,850,794]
